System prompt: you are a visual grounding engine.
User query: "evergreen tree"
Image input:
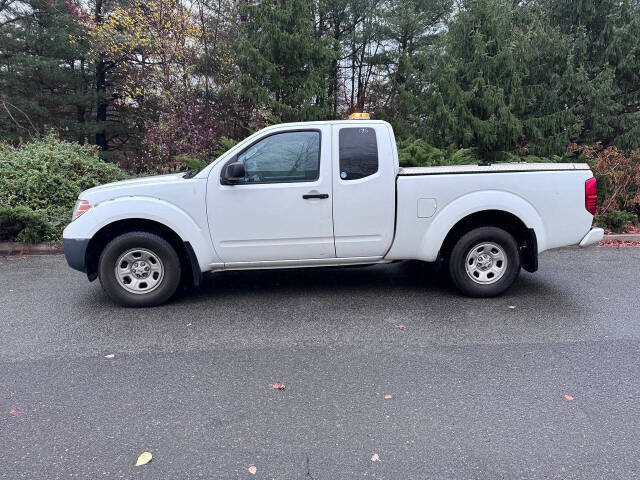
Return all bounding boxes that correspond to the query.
[424,0,577,158]
[541,0,640,148]
[0,0,96,143]
[316,0,353,118]
[235,0,334,124]
[373,0,452,137]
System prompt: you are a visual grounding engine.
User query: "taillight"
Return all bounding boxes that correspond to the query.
[72,200,91,220]
[585,177,597,215]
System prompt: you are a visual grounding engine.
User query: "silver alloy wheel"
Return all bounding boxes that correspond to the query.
[114,248,164,294]
[464,242,508,285]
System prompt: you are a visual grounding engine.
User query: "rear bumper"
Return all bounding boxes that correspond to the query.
[63,238,89,272]
[579,228,604,247]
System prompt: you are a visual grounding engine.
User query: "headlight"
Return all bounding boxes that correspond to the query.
[72,199,91,221]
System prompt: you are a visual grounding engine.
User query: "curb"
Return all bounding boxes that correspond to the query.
[0,242,63,255]
[601,233,640,242]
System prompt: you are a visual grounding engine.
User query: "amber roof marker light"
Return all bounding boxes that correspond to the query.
[348,112,370,120]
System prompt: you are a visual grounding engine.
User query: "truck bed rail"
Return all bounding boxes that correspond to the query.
[398,163,591,176]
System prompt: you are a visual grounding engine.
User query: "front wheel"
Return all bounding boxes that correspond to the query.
[448,227,520,297]
[98,231,181,307]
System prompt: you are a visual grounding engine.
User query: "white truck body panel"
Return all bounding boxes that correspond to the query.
[330,122,397,257]
[62,174,221,271]
[63,119,600,280]
[206,124,335,263]
[387,169,593,262]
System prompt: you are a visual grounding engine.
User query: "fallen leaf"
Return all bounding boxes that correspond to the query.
[248,465,257,475]
[135,451,153,466]
[269,383,286,390]
[371,453,380,462]
[564,394,574,401]
[384,394,392,399]
[104,354,115,359]
[598,239,640,248]
[394,324,406,330]
[9,408,25,418]
[508,305,516,309]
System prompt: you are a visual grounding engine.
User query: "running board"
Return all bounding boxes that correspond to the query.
[210,256,390,271]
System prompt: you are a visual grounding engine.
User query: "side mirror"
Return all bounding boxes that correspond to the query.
[223,162,246,184]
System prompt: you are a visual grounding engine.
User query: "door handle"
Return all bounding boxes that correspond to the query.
[302,193,329,199]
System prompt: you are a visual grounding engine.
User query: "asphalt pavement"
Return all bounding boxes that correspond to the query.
[1,247,640,479]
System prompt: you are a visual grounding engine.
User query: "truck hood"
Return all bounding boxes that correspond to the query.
[79,172,207,206]
[82,173,187,196]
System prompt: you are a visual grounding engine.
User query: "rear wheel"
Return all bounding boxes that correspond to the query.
[98,231,181,307]
[448,227,520,297]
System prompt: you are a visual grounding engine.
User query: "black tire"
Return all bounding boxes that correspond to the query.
[98,231,181,307]
[448,226,520,297]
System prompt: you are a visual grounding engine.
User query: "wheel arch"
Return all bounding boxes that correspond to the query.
[409,191,545,270]
[85,218,202,286]
[439,210,539,273]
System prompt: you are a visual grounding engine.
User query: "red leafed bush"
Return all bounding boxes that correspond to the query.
[569,144,640,230]
[570,144,640,214]
[140,100,230,172]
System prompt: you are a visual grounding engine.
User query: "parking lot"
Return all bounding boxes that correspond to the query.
[1,247,640,479]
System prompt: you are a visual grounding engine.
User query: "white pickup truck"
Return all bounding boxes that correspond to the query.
[63,119,603,307]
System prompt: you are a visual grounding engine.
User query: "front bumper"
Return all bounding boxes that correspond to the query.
[63,238,90,272]
[579,227,604,247]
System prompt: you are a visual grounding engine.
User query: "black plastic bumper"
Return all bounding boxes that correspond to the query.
[63,238,89,272]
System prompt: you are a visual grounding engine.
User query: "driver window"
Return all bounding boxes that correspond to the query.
[235,130,320,184]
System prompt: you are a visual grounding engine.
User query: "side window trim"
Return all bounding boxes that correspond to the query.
[220,129,322,185]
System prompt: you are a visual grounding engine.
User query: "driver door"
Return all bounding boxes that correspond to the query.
[206,126,335,264]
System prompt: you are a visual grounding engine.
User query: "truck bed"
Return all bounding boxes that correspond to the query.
[398,163,591,176]
[388,164,595,262]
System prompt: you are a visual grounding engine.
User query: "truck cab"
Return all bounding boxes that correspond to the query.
[207,120,397,265]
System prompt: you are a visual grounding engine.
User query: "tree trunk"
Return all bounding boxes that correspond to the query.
[328,21,341,118]
[94,0,108,151]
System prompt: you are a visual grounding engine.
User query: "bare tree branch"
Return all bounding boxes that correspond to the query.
[0,99,38,137]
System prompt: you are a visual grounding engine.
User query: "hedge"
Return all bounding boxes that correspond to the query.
[0,206,55,243]
[0,134,127,242]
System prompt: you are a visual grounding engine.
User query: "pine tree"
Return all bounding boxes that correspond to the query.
[235,0,334,124]
[0,0,96,144]
[374,0,452,137]
[541,0,640,148]
[424,0,577,158]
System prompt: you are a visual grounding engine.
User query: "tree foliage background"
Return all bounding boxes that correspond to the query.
[1,0,640,167]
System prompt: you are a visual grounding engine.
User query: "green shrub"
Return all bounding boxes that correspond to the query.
[0,206,55,243]
[0,133,128,241]
[396,139,480,167]
[215,137,239,157]
[396,138,577,167]
[176,154,209,172]
[597,210,638,232]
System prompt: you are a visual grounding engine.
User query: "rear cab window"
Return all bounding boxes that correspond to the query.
[338,127,378,180]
